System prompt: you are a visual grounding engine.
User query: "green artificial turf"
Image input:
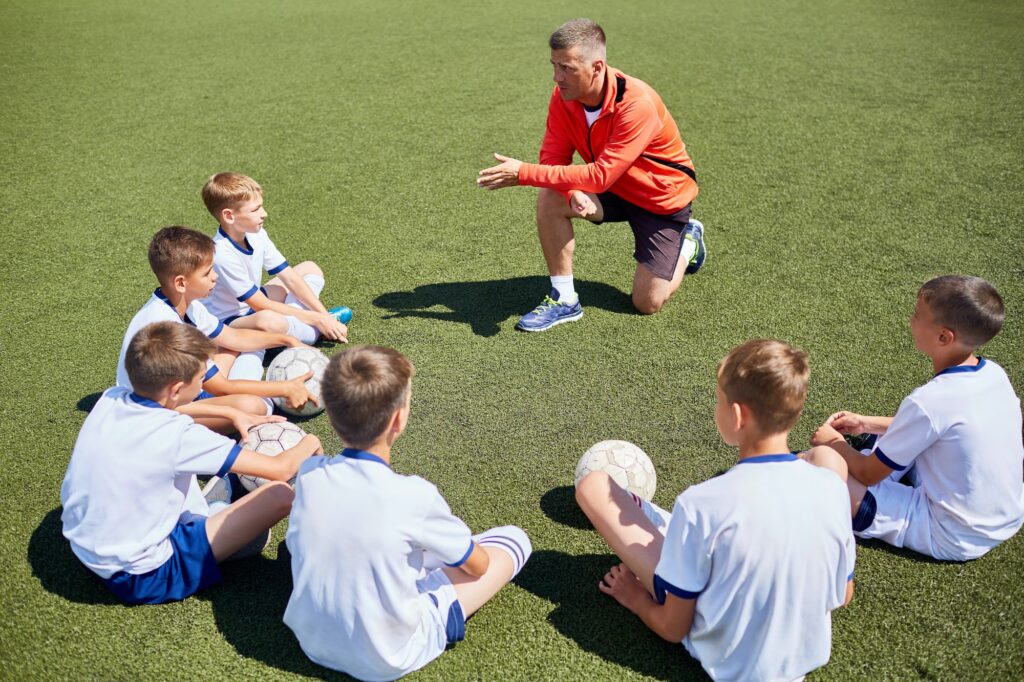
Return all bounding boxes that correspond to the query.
[2,0,1023,679]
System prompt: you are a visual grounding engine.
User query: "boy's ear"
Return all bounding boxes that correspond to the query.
[937,326,956,347]
[171,273,187,294]
[731,401,745,431]
[219,207,234,225]
[165,380,186,406]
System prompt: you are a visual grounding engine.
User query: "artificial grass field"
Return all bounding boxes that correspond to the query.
[2,0,1023,678]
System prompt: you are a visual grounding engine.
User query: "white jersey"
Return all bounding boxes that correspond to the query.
[60,387,241,578]
[873,358,1024,560]
[284,450,475,681]
[204,227,289,321]
[115,289,222,390]
[655,455,855,682]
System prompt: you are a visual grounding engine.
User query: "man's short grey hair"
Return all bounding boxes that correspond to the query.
[549,19,607,61]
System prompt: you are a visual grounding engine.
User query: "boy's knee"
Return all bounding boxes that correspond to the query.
[295,260,323,279]
[250,310,289,333]
[804,445,849,481]
[238,394,271,417]
[575,470,612,509]
[261,480,296,515]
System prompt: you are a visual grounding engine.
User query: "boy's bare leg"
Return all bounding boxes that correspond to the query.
[575,471,664,593]
[230,310,290,334]
[443,546,516,617]
[183,394,268,434]
[264,261,324,301]
[205,481,294,561]
[212,348,240,378]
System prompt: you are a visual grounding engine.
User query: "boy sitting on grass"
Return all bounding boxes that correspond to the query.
[806,275,1024,561]
[200,172,349,374]
[284,345,531,680]
[63,322,322,605]
[116,226,317,432]
[576,339,855,681]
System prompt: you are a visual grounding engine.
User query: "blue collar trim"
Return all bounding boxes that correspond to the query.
[153,288,194,325]
[936,357,986,377]
[128,392,164,409]
[340,448,390,467]
[736,453,799,465]
[218,226,253,255]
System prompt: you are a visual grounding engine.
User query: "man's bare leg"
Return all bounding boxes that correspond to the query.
[631,258,685,315]
[535,188,603,278]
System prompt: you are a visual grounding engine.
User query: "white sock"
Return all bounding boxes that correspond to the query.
[286,316,320,345]
[681,238,697,263]
[228,350,265,381]
[473,525,532,579]
[550,275,576,302]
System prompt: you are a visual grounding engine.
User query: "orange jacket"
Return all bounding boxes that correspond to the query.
[518,67,698,215]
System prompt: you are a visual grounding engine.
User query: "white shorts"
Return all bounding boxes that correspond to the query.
[856,478,936,557]
[630,493,672,535]
[416,569,466,646]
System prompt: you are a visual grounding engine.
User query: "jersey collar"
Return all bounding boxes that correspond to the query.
[340,448,390,467]
[217,226,253,255]
[128,392,164,409]
[935,356,986,377]
[735,453,799,465]
[153,288,194,326]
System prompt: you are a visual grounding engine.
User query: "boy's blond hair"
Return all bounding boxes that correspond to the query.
[201,172,263,218]
[717,339,809,434]
[148,225,215,284]
[125,322,216,397]
[919,275,1004,349]
[322,346,416,448]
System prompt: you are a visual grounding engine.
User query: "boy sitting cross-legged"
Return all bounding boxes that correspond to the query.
[805,275,1024,561]
[116,225,317,432]
[284,346,531,681]
[201,172,348,374]
[63,322,322,605]
[576,339,855,682]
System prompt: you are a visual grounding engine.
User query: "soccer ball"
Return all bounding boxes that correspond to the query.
[574,440,657,500]
[238,421,308,491]
[266,347,328,417]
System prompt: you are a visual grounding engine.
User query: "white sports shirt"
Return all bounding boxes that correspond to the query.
[873,358,1024,560]
[60,387,241,578]
[115,289,223,389]
[655,455,855,682]
[284,450,475,681]
[204,227,289,321]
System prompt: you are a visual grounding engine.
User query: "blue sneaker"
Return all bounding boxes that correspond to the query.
[516,289,583,332]
[329,306,353,324]
[683,219,706,275]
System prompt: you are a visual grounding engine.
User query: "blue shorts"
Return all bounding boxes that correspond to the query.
[101,517,221,605]
[195,390,216,401]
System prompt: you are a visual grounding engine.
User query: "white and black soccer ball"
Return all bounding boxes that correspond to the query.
[238,421,308,491]
[574,440,657,500]
[266,347,328,417]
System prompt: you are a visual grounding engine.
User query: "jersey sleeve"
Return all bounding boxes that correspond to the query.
[175,422,241,477]
[653,495,708,604]
[873,395,939,472]
[215,250,261,303]
[415,482,474,567]
[187,301,224,339]
[260,231,289,276]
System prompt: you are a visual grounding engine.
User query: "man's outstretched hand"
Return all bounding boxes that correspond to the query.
[477,153,523,189]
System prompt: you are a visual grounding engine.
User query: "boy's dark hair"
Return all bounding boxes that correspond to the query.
[125,322,215,397]
[919,275,1004,349]
[148,226,215,284]
[322,346,415,448]
[717,339,810,434]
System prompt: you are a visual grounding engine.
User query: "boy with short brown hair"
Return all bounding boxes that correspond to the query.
[577,339,855,681]
[807,275,1024,561]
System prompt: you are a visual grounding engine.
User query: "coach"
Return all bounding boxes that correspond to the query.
[478,18,705,332]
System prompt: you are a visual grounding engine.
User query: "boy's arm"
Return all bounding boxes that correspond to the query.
[826,411,894,436]
[204,372,317,412]
[215,324,306,353]
[842,579,854,607]
[245,289,348,342]
[599,563,695,642]
[811,423,894,486]
[457,543,490,577]
[231,434,322,482]
[176,402,283,438]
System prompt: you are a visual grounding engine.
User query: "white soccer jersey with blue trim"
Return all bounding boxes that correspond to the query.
[655,455,855,682]
[204,227,289,322]
[284,450,474,681]
[872,358,1024,559]
[60,387,241,578]
[116,289,223,389]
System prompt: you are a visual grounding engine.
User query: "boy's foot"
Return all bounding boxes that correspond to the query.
[328,306,353,324]
[516,289,583,332]
[203,475,232,508]
[683,219,706,275]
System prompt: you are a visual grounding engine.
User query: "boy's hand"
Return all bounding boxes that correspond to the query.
[283,371,318,410]
[233,411,286,445]
[305,310,349,343]
[599,563,650,612]
[826,411,868,435]
[811,421,845,447]
[284,335,310,348]
[569,190,597,217]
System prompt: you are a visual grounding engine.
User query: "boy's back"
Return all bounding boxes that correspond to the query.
[877,358,1024,558]
[284,450,474,681]
[658,455,854,681]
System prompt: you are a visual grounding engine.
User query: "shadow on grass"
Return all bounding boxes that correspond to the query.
[28,508,119,605]
[77,392,103,413]
[202,541,353,680]
[516,550,704,680]
[373,276,635,337]
[539,485,592,530]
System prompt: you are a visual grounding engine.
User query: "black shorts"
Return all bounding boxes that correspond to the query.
[596,192,693,280]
